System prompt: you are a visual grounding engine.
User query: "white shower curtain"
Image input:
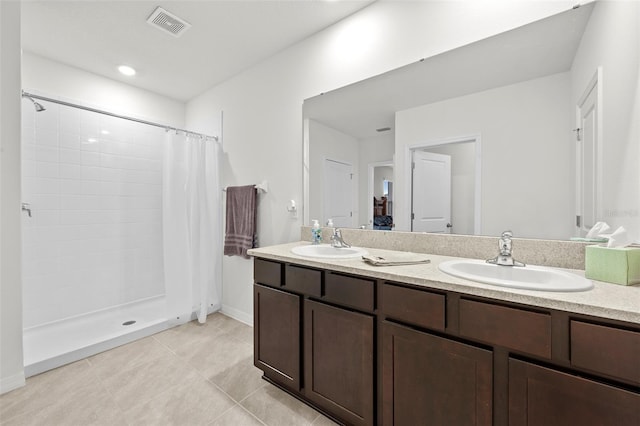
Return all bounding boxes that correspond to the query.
[163,132,222,324]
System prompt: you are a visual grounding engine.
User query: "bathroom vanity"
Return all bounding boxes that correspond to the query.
[249,242,640,426]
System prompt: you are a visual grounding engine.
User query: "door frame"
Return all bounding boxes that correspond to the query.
[367,160,394,229]
[404,134,482,234]
[575,68,603,236]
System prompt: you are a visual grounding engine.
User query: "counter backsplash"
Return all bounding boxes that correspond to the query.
[300,227,587,270]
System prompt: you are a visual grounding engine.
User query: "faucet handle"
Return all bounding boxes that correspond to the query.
[499,230,513,255]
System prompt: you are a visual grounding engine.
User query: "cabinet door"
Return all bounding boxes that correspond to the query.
[304,299,374,426]
[382,321,492,426]
[254,284,300,390]
[509,358,640,426]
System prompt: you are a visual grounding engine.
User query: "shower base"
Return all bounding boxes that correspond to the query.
[23,296,168,377]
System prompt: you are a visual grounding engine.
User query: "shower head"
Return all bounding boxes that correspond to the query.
[22,94,46,112]
[33,101,46,112]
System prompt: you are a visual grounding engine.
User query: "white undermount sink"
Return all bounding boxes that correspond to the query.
[438,259,593,292]
[291,244,368,259]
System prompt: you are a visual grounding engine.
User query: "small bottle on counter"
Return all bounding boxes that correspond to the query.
[311,220,322,245]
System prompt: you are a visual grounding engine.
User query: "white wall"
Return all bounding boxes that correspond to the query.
[570,0,640,242]
[308,119,359,227]
[1,0,25,395]
[185,1,575,323]
[395,72,573,240]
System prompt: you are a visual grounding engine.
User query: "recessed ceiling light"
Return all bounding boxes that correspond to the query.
[118,65,136,76]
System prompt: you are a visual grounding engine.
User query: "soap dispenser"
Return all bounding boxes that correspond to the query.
[311,220,322,245]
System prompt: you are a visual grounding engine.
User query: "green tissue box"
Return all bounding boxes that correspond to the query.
[585,245,640,286]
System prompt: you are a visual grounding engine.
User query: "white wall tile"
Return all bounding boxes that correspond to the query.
[34,146,58,163]
[59,148,81,164]
[35,161,59,178]
[22,104,166,326]
[34,129,58,147]
[81,150,101,167]
[59,164,81,180]
[59,132,81,150]
[80,165,103,181]
[31,193,60,210]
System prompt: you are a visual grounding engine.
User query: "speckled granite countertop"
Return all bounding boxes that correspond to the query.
[248,242,640,325]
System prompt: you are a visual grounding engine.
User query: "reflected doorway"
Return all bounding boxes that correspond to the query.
[367,161,393,230]
[324,158,354,227]
[575,68,602,237]
[407,135,481,235]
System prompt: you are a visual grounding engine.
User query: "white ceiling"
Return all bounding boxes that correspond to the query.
[304,3,593,140]
[21,0,373,102]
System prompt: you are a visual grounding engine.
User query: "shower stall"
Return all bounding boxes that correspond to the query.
[20,91,221,377]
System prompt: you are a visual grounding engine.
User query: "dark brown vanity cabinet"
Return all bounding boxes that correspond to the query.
[305,299,374,425]
[253,259,375,425]
[380,284,493,426]
[254,258,640,426]
[253,282,300,391]
[509,358,640,426]
[382,321,492,426]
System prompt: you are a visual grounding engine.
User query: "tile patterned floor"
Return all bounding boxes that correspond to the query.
[0,313,337,426]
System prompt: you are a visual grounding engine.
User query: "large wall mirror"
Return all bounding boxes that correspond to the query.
[303,1,640,241]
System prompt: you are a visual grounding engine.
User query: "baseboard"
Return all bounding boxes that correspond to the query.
[0,371,25,395]
[221,304,253,326]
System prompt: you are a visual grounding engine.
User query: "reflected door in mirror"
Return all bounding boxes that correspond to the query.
[412,151,452,233]
[324,159,353,227]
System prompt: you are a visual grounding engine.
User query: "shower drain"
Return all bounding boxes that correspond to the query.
[122,320,137,326]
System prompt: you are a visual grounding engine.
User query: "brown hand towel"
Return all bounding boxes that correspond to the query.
[224,185,256,258]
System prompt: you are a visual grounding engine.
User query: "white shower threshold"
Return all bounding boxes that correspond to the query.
[23,296,168,378]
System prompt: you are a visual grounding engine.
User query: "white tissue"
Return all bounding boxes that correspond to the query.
[586,221,610,239]
[585,222,632,247]
[605,226,632,248]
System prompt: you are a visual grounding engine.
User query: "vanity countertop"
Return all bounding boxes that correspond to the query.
[248,242,640,325]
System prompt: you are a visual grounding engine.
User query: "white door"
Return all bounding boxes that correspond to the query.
[575,77,599,236]
[324,159,353,228]
[412,151,452,233]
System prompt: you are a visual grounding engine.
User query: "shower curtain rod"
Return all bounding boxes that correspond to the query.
[21,90,219,142]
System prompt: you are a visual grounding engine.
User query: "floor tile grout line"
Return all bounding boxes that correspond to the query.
[3,313,326,426]
[82,357,130,423]
[0,359,123,426]
[149,319,269,425]
[205,403,269,426]
[84,351,147,425]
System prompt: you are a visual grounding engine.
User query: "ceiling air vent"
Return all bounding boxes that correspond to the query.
[146,7,191,38]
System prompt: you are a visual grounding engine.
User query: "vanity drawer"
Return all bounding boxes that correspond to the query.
[284,264,322,297]
[254,258,283,288]
[381,283,445,331]
[323,272,375,312]
[459,299,551,358]
[571,320,640,385]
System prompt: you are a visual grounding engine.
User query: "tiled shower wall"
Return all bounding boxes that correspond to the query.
[21,98,165,328]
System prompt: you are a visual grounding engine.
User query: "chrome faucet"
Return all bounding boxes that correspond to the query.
[486,230,525,267]
[330,228,351,248]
